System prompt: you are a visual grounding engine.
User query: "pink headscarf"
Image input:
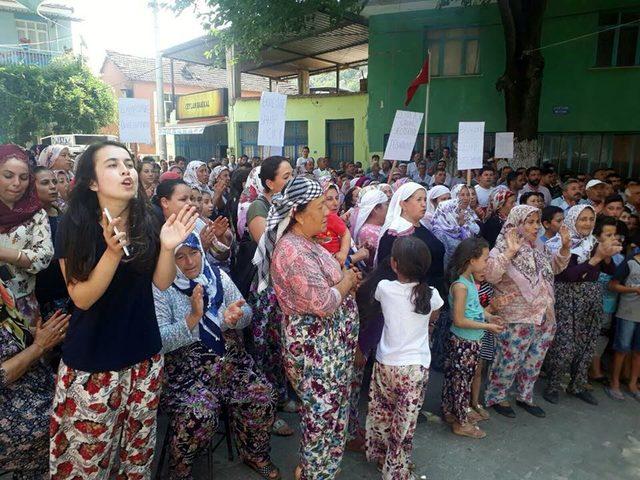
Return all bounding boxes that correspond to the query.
[37,145,68,170]
[0,145,42,233]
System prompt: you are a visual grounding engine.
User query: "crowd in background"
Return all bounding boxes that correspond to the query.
[1,140,640,480]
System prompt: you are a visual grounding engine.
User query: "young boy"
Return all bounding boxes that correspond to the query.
[540,206,564,243]
[606,244,640,401]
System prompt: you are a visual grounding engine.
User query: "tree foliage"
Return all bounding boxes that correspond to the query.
[167,0,365,61]
[0,55,116,145]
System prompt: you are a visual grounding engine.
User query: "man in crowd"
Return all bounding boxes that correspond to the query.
[313,157,332,180]
[425,148,437,175]
[407,151,422,179]
[497,165,513,186]
[541,166,562,199]
[474,166,495,208]
[430,168,448,187]
[603,194,625,219]
[607,173,623,195]
[551,179,583,211]
[303,159,316,179]
[175,156,187,173]
[592,168,608,181]
[519,166,552,206]
[411,161,431,185]
[506,170,526,196]
[624,182,640,214]
[381,159,392,178]
[367,162,387,183]
[584,179,607,214]
[440,146,456,176]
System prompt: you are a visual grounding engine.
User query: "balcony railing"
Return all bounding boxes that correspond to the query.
[0,46,60,68]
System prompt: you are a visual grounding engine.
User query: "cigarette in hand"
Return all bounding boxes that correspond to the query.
[103,207,130,257]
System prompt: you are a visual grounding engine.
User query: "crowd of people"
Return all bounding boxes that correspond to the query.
[1,141,639,480]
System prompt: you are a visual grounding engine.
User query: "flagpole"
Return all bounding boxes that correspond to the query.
[422,50,431,161]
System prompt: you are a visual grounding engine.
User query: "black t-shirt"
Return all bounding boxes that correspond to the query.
[55,216,162,372]
[35,215,68,306]
[480,215,504,249]
[377,224,446,298]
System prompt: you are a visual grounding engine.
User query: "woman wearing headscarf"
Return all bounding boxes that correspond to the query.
[484,205,571,418]
[423,185,451,225]
[37,144,73,173]
[543,205,622,405]
[430,199,473,271]
[183,160,211,194]
[0,144,54,321]
[154,233,279,480]
[480,187,516,248]
[0,279,69,479]
[210,165,231,214]
[351,188,389,270]
[256,176,360,480]
[237,166,264,238]
[450,183,481,236]
[376,183,393,200]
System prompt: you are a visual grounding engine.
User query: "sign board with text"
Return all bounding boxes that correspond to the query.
[118,98,151,144]
[456,121,485,170]
[383,110,424,162]
[494,132,514,159]
[257,92,287,147]
[177,89,228,120]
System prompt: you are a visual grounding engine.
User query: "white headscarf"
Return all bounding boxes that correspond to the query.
[352,189,388,242]
[424,185,450,224]
[183,161,208,189]
[209,165,229,185]
[547,204,596,264]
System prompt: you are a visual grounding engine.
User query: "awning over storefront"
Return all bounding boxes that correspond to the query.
[159,118,226,135]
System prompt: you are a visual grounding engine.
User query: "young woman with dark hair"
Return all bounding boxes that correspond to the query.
[50,141,197,478]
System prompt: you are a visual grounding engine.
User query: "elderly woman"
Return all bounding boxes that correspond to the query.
[154,233,279,480]
[450,184,481,236]
[424,185,451,225]
[210,165,231,214]
[0,144,54,321]
[37,144,73,174]
[0,279,69,479]
[544,205,621,405]
[430,199,474,271]
[480,187,516,248]
[183,160,211,193]
[484,206,571,418]
[255,176,360,480]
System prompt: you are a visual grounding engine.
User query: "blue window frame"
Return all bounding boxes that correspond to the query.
[238,121,308,159]
[426,27,480,77]
[595,11,640,67]
[326,119,354,166]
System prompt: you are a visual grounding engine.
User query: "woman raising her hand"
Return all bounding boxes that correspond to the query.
[50,141,197,479]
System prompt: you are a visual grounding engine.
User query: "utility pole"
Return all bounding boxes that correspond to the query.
[153,0,166,158]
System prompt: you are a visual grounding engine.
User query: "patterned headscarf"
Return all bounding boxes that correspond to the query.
[392,177,410,192]
[424,185,451,225]
[430,199,469,240]
[547,204,596,264]
[37,145,68,170]
[183,161,206,187]
[0,144,42,234]
[489,186,515,220]
[377,183,393,199]
[253,176,323,293]
[209,165,229,185]
[450,184,480,234]
[237,167,265,238]
[492,205,554,303]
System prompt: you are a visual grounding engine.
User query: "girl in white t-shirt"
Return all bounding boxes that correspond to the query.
[365,236,443,480]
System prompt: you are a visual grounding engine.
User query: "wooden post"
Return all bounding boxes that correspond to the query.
[467,169,472,187]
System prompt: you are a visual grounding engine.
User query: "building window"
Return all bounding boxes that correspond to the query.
[595,12,640,67]
[426,27,480,76]
[238,121,308,160]
[15,20,49,51]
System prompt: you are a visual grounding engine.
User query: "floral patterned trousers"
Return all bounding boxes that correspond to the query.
[161,336,275,479]
[441,334,480,425]
[365,363,429,480]
[49,354,163,480]
[485,321,556,406]
[281,298,359,480]
[250,288,288,404]
[546,282,602,394]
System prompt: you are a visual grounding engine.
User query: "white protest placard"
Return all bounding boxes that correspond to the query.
[383,110,424,162]
[257,92,287,147]
[457,121,485,170]
[118,98,151,144]
[495,132,514,159]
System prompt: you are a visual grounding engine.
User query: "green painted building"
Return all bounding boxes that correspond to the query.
[365,0,640,175]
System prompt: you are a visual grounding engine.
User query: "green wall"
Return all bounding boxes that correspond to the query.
[229,92,369,161]
[367,0,640,152]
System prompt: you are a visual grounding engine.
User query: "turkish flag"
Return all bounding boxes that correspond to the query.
[404,53,430,107]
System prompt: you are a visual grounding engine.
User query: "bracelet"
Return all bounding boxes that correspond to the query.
[15,250,23,263]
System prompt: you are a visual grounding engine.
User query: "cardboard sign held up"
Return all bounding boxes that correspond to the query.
[383,110,424,162]
[495,132,514,159]
[457,122,485,170]
[257,92,287,148]
[118,98,151,144]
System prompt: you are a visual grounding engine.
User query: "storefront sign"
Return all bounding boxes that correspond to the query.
[552,106,570,115]
[177,89,228,120]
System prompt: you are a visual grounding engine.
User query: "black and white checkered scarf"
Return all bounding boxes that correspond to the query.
[252,176,323,293]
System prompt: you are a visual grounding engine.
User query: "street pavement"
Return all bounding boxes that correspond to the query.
[154,370,640,480]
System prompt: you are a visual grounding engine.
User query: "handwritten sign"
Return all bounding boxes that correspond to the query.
[383,110,424,162]
[258,92,287,147]
[457,122,485,170]
[494,132,514,159]
[118,98,151,144]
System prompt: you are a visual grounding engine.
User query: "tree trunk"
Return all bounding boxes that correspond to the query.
[496,0,547,167]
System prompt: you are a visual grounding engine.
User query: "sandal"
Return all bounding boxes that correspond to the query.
[294,464,302,480]
[271,417,294,437]
[473,405,490,420]
[467,409,487,423]
[279,399,301,413]
[452,422,486,439]
[243,458,281,480]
